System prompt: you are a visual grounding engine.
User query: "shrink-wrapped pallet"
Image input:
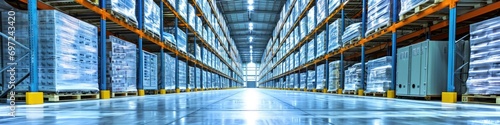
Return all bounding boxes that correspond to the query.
[467,16,500,94]
[366,56,392,92]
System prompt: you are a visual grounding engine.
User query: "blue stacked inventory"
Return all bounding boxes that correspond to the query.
[162,32,176,45]
[179,61,187,90]
[317,31,326,58]
[189,66,195,89]
[344,62,365,91]
[38,10,99,92]
[300,17,308,39]
[341,22,362,45]
[293,73,299,89]
[177,0,187,20]
[328,0,341,14]
[202,70,207,89]
[300,45,307,65]
[188,42,201,60]
[294,52,300,69]
[188,4,196,30]
[195,67,201,89]
[468,16,500,95]
[300,72,307,89]
[307,6,316,33]
[399,0,429,17]
[366,0,393,36]
[328,19,355,52]
[165,27,187,52]
[316,64,326,90]
[107,36,137,92]
[317,0,327,25]
[156,53,175,90]
[1,12,30,91]
[142,51,158,90]
[366,56,392,93]
[307,40,315,62]
[327,61,341,92]
[143,0,160,37]
[307,70,316,90]
[107,0,137,26]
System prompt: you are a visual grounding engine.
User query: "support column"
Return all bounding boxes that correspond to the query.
[388,0,398,98]
[443,0,458,103]
[27,0,43,105]
[99,0,110,99]
[338,0,345,94]
[174,0,180,93]
[136,0,145,96]
[159,1,166,95]
[358,0,367,96]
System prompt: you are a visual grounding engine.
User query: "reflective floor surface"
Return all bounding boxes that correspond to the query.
[1,89,500,125]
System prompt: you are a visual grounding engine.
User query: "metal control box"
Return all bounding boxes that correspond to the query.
[396,40,448,97]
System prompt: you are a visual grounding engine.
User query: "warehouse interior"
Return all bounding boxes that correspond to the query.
[1,0,500,124]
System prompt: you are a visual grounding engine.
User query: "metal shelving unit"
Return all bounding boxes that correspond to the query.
[258,0,500,101]
[13,0,244,102]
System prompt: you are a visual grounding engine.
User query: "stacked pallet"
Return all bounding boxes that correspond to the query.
[316,64,326,90]
[143,0,161,38]
[344,63,365,92]
[366,0,393,36]
[467,16,500,95]
[341,22,362,45]
[107,36,137,93]
[366,56,392,93]
[142,51,158,90]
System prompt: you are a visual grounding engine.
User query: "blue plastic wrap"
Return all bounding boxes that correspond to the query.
[307,6,316,33]
[300,45,307,65]
[328,0,341,14]
[366,56,392,92]
[366,0,392,36]
[107,0,137,26]
[165,27,187,52]
[307,70,316,90]
[307,40,315,62]
[35,10,99,92]
[327,61,341,91]
[341,22,362,45]
[144,0,160,37]
[179,61,187,90]
[316,64,326,90]
[178,0,187,20]
[317,31,326,58]
[300,72,307,89]
[294,52,300,69]
[300,17,308,38]
[344,62,366,91]
[400,0,429,17]
[467,16,500,95]
[317,0,327,24]
[143,51,158,90]
[189,66,195,89]
[162,32,176,45]
[106,36,137,92]
[156,53,176,90]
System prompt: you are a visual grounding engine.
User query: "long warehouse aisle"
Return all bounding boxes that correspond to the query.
[2,89,500,125]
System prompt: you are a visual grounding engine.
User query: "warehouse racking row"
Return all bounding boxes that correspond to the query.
[258,0,500,103]
[0,0,245,104]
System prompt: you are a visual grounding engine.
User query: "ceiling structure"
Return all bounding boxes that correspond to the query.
[216,0,286,63]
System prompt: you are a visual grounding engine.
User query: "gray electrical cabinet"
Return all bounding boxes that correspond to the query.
[396,40,448,97]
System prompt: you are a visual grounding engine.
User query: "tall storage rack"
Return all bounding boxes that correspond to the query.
[257,0,500,103]
[2,0,245,104]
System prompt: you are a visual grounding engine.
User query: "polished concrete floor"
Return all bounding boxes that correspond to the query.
[1,89,500,125]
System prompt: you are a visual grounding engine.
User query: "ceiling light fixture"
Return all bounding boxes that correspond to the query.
[248,5,254,11]
[248,0,254,4]
[250,46,253,49]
